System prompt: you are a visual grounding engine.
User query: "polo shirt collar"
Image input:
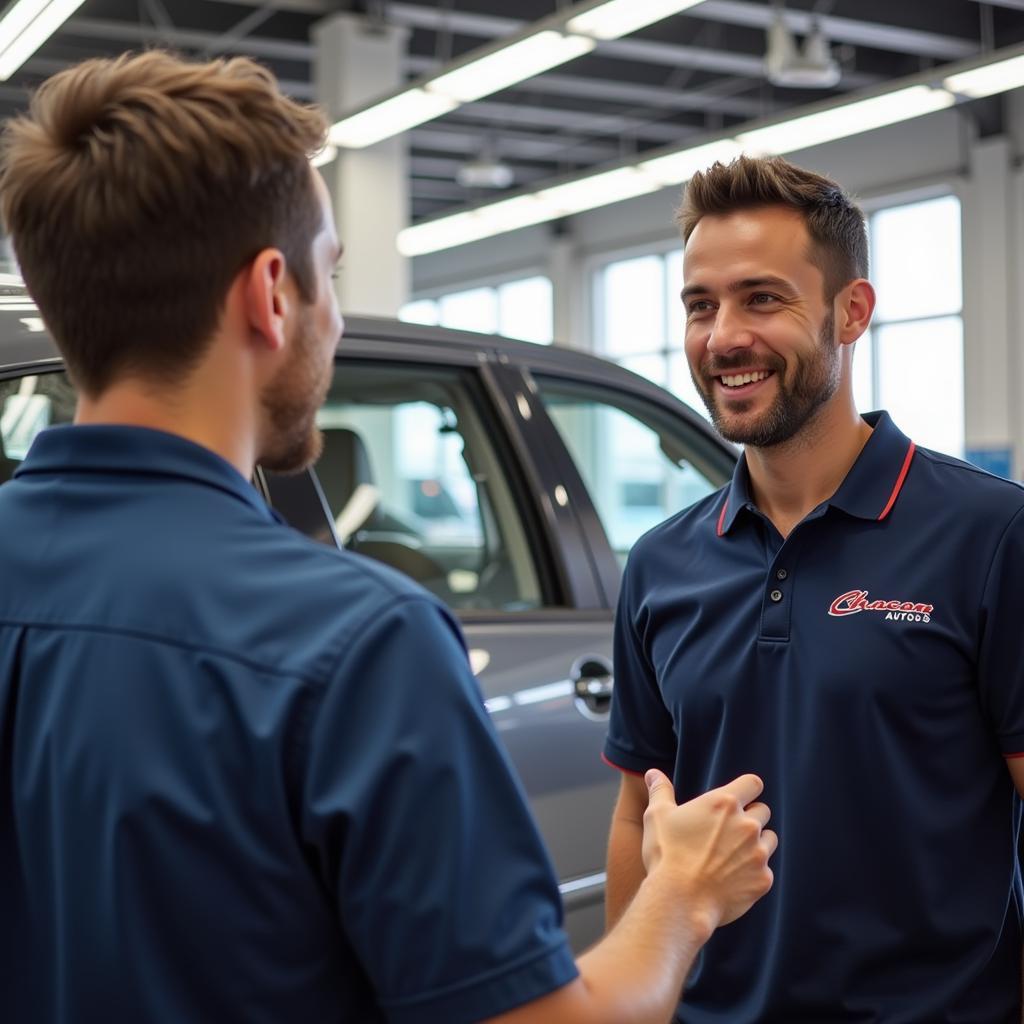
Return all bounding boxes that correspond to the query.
[716,411,916,536]
[14,424,276,521]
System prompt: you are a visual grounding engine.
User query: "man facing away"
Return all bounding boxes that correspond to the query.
[0,52,777,1024]
[603,154,1024,1022]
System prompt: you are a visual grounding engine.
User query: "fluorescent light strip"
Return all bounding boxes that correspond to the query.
[737,85,954,155]
[640,139,744,186]
[0,0,89,81]
[567,0,707,42]
[0,273,25,287]
[944,54,1024,99]
[427,31,595,104]
[328,89,457,149]
[310,145,339,169]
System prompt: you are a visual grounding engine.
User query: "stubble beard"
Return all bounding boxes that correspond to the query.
[258,307,331,475]
[694,311,840,449]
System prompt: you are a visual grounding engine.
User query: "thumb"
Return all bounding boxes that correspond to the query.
[645,769,675,805]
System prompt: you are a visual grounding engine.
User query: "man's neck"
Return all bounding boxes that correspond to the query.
[743,397,873,539]
[75,369,257,479]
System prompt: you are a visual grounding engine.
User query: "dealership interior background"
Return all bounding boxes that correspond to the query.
[2,0,1024,480]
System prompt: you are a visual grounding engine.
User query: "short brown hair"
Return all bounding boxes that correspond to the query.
[678,155,868,299]
[0,51,328,395]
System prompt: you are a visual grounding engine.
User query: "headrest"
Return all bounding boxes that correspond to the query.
[316,427,375,514]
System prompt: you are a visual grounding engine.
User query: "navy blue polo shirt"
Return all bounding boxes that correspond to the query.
[606,411,1024,1023]
[0,425,576,1024]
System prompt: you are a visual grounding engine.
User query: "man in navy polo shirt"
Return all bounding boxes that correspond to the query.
[604,154,1024,1021]
[0,53,777,1024]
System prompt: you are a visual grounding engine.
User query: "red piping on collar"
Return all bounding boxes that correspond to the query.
[716,497,729,537]
[878,442,916,521]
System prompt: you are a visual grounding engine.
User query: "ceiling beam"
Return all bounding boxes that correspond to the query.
[410,126,620,164]
[63,16,313,62]
[690,1,978,61]
[385,2,955,73]
[403,55,765,118]
[439,99,701,144]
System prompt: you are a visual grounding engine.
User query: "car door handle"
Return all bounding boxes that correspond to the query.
[572,657,614,718]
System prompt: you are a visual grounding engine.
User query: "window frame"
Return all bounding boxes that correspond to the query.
[521,358,736,607]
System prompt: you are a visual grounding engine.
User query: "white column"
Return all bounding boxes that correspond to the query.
[960,135,1015,471]
[548,227,588,350]
[313,13,409,317]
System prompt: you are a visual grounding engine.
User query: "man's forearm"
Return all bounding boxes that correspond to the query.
[575,867,714,1024]
[605,813,646,930]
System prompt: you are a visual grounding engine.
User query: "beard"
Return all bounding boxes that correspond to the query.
[258,306,331,475]
[692,311,839,448]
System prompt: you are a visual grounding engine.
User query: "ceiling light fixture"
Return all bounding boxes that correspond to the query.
[764,8,841,89]
[328,89,457,149]
[566,0,707,42]
[427,31,595,104]
[944,52,1024,98]
[0,0,90,80]
[737,84,954,154]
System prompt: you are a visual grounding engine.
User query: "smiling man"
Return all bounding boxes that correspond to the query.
[602,155,1024,1021]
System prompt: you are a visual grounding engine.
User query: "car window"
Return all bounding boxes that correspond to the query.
[0,372,75,484]
[316,362,547,612]
[535,378,726,567]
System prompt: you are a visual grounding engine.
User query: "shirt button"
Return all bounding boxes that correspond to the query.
[776,568,788,580]
[770,589,783,602]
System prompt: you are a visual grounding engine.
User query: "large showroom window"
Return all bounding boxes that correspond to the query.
[859,194,964,457]
[400,274,554,345]
[594,192,964,456]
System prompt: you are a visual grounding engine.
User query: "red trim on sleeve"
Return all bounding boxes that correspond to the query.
[877,442,916,521]
[601,753,646,777]
[1004,752,1024,760]
[716,498,729,537]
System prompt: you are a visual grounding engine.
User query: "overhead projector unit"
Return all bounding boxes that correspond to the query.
[765,11,841,89]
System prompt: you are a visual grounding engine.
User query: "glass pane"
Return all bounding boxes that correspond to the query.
[399,299,439,326]
[316,364,545,611]
[600,255,666,357]
[537,382,725,567]
[872,196,962,322]
[668,353,711,423]
[876,316,963,457]
[498,276,553,344]
[619,353,668,387]
[665,248,685,352]
[852,334,874,412]
[0,372,76,486]
[438,287,499,334]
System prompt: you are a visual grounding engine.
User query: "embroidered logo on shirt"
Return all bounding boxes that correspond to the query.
[828,589,933,623]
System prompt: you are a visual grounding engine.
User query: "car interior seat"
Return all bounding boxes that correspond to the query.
[316,427,449,589]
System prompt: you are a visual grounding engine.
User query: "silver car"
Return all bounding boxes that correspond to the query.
[0,298,735,950]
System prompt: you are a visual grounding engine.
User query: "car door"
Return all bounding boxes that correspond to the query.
[266,331,626,950]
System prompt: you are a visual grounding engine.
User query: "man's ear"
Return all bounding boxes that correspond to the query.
[243,248,289,353]
[836,279,876,347]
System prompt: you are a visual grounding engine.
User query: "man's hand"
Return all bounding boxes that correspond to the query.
[641,770,776,932]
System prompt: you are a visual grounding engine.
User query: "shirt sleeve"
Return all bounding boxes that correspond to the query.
[603,550,677,776]
[977,504,1024,755]
[300,595,577,1024]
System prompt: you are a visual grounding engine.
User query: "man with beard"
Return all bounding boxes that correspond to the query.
[0,53,777,1024]
[603,155,1024,1021]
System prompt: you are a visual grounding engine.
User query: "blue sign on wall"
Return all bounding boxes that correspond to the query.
[965,447,1015,480]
